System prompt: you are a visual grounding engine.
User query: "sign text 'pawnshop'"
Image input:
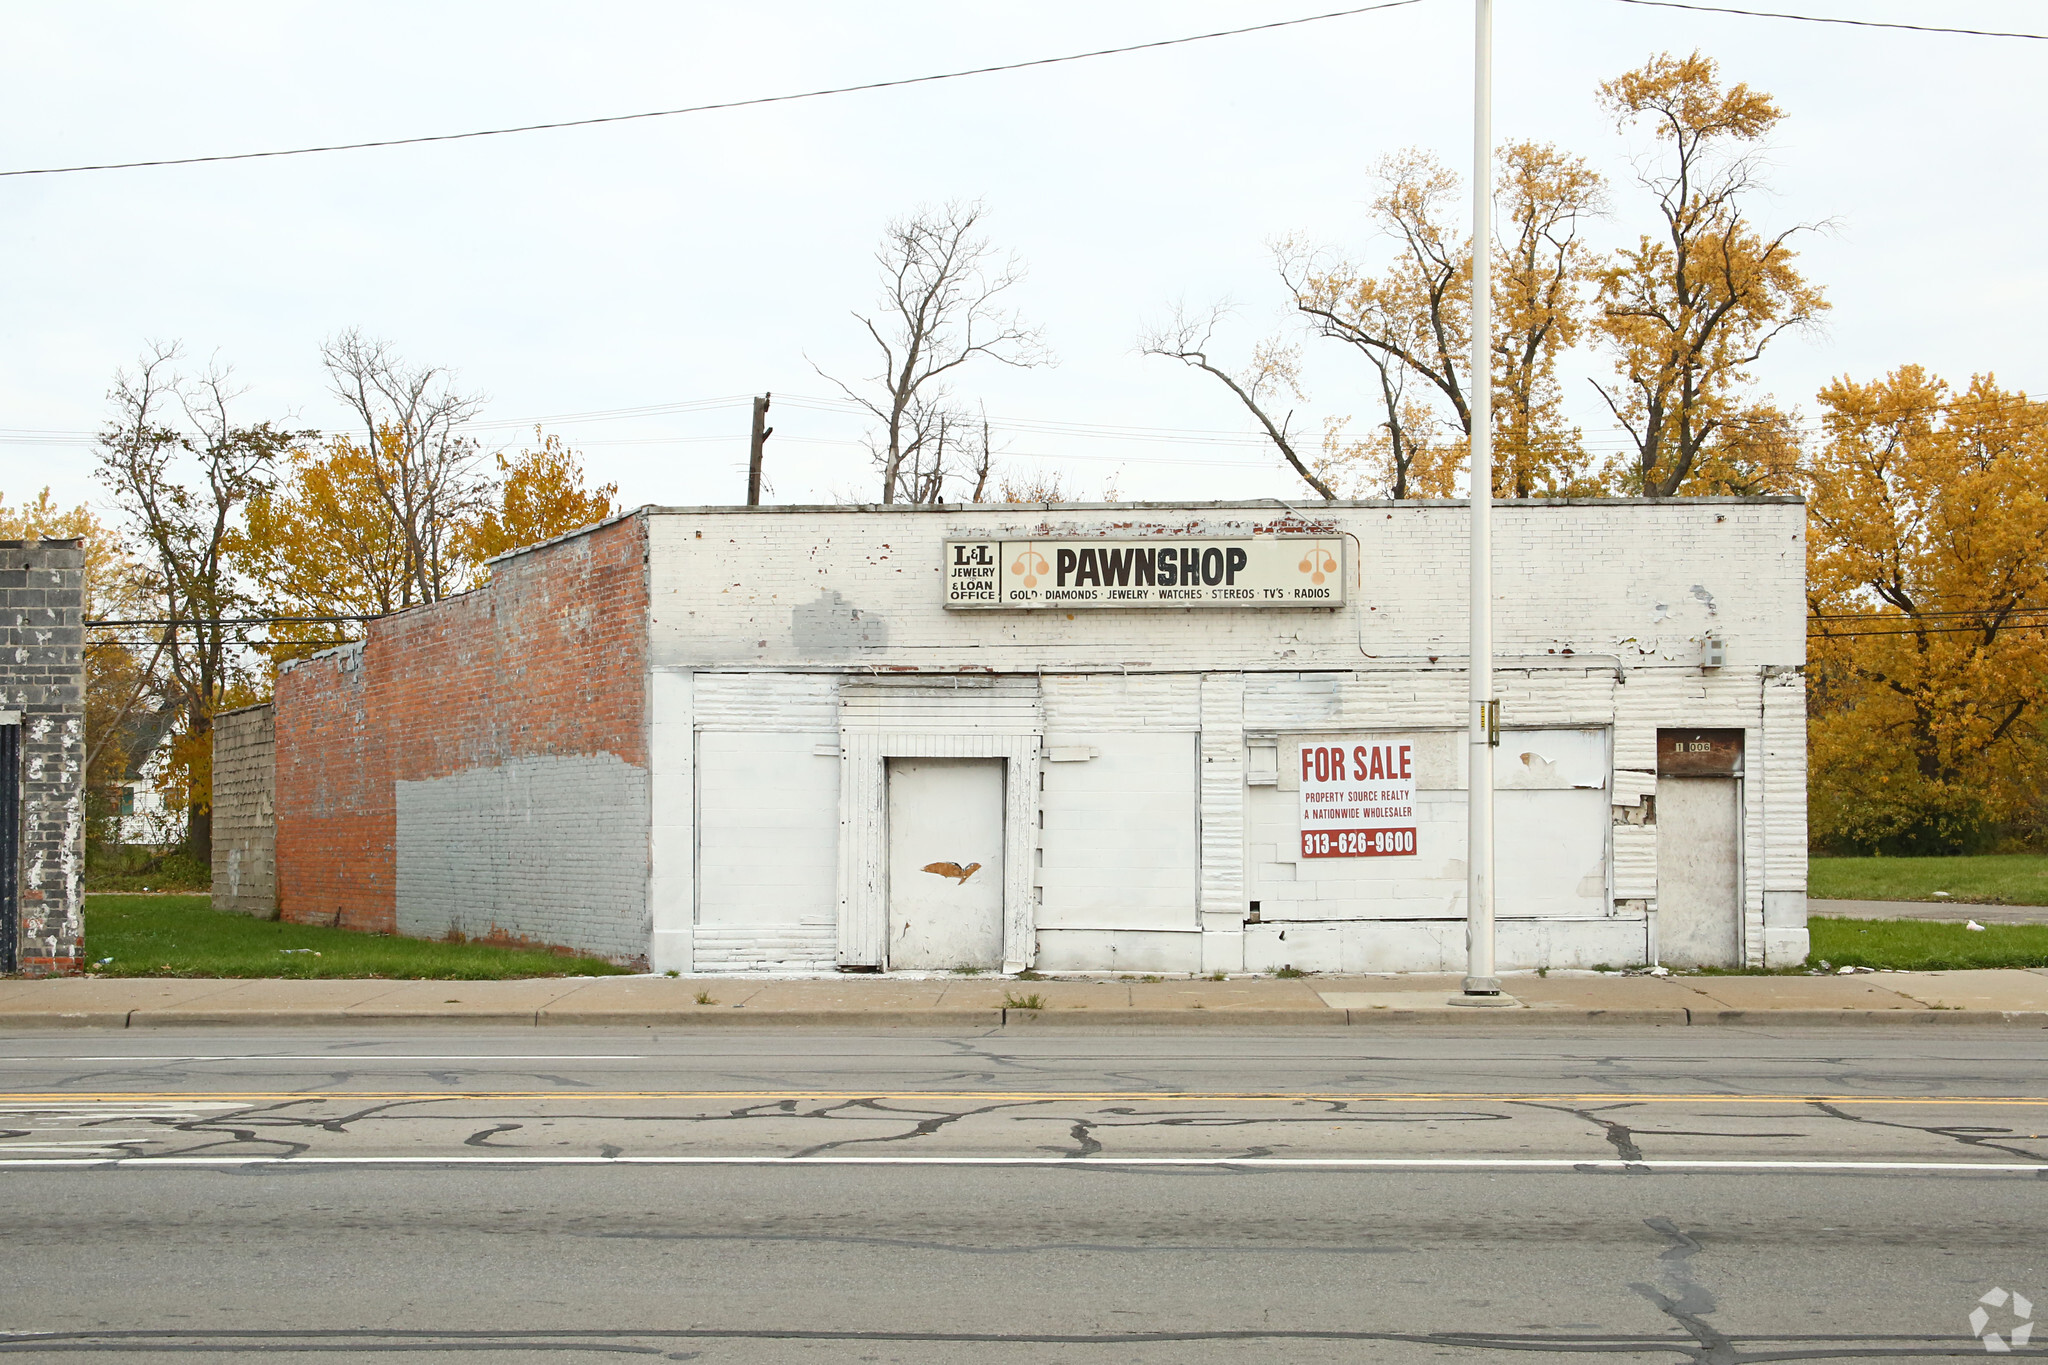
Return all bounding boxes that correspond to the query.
[1298,740,1418,859]
[944,538,1346,609]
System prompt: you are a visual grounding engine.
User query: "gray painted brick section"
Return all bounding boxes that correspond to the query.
[395,752,651,963]
[2,539,86,972]
[211,704,277,918]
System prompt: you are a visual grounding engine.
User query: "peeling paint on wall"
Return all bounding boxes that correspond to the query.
[2,538,86,974]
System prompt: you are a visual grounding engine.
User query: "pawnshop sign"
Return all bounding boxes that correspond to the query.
[1298,740,1418,859]
[943,538,1346,609]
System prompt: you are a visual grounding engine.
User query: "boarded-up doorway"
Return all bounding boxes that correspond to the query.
[887,758,1005,970]
[1657,730,1743,968]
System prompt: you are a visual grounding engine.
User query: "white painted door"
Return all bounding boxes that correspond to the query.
[1657,776,1740,968]
[887,758,1005,970]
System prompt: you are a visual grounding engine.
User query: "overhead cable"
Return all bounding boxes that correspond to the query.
[1612,0,2048,40]
[0,2,1424,178]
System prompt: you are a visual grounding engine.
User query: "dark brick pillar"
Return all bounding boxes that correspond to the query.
[2,538,86,975]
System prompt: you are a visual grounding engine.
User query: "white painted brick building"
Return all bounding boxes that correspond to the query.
[641,497,1807,976]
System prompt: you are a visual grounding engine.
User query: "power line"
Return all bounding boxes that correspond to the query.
[86,615,380,627]
[1612,0,2048,40]
[0,2,1424,179]
[1810,623,2048,639]
[1810,607,2048,622]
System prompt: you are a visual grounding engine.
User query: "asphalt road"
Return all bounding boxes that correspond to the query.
[2,1026,2045,1362]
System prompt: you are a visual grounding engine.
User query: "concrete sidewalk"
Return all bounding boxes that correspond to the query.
[3,968,2048,1028]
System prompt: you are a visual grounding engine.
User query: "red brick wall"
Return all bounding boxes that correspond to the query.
[274,514,649,934]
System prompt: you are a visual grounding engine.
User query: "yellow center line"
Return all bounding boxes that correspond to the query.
[0,1091,2045,1106]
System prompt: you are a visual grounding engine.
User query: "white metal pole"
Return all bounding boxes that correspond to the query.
[1463,0,1499,996]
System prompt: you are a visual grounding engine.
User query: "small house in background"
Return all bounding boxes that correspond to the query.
[2,538,86,976]
[108,702,181,848]
[252,499,1809,977]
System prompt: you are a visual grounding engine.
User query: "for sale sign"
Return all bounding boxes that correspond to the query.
[1298,740,1417,859]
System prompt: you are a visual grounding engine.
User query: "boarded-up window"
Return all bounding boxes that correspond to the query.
[1497,729,1610,919]
[1039,732,1199,930]
[696,731,840,925]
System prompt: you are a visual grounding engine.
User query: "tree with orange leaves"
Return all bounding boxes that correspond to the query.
[244,426,614,660]
[1279,141,1603,500]
[457,430,618,568]
[1592,51,1827,496]
[1805,368,2048,852]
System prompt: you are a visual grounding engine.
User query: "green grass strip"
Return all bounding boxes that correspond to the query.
[1809,854,2048,906]
[78,895,633,980]
[1808,916,2048,972]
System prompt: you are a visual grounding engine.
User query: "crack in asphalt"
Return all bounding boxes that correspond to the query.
[1631,1217,1737,1365]
[1520,1102,1647,1163]
[1062,1119,1104,1158]
[784,1097,1049,1159]
[1805,1100,2048,1165]
[5,1088,2046,1171]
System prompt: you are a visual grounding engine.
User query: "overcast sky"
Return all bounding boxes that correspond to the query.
[3,0,2041,516]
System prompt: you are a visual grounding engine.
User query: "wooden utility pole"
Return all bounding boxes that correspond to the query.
[746,394,773,505]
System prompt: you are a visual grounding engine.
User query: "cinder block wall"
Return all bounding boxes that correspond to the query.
[2,538,86,975]
[210,703,277,918]
[274,515,651,962]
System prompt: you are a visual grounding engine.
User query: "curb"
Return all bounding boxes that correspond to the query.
[3,1007,2045,1029]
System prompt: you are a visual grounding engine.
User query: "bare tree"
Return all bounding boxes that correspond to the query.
[321,330,490,605]
[1140,304,1337,500]
[819,201,1050,503]
[882,397,1006,505]
[96,343,305,862]
[963,404,998,503]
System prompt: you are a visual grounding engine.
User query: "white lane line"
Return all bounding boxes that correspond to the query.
[0,1102,246,1112]
[2,1056,649,1063]
[0,1155,2040,1172]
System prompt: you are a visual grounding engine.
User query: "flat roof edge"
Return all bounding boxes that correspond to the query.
[637,496,1803,514]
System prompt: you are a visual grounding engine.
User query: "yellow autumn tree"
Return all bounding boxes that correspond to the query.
[1286,141,1603,500]
[245,427,616,657]
[1592,52,1827,496]
[1805,368,2048,852]
[1491,142,1606,497]
[457,430,617,570]
[240,429,418,661]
